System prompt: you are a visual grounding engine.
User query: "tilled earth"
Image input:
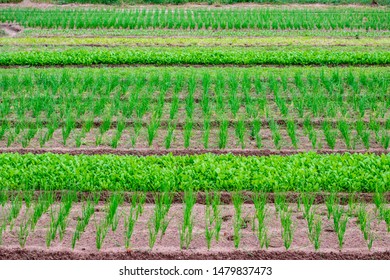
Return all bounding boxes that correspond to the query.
[0,203,389,260]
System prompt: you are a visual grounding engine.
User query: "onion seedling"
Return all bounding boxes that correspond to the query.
[232,192,244,249]
[280,209,294,250]
[218,119,229,149]
[8,194,22,231]
[105,193,123,232]
[124,205,137,250]
[179,188,196,249]
[95,219,109,251]
[72,199,95,249]
[235,119,246,149]
[332,206,349,250]
[18,213,30,248]
[253,193,270,249]
[205,192,214,250]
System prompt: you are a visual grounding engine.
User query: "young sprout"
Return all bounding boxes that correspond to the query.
[280,209,294,250]
[124,205,137,250]
[95,219,109,251]
[179,188,196,249]
[232,192,244,249]
[253,192,270,249]
[332,206,349,250]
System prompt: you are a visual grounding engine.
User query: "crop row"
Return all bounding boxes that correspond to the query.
[22,0,390,6]
[0,46,389,66]
[1,8,388,30]
[2,36,388,47]
[1,119,389,150]
[0,190,389,251]
[0,67,388,149]
[0,153,389,192]
[1,67,388,121]
[20,28,390,38]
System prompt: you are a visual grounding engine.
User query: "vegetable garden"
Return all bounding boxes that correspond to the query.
[0,2,389,260]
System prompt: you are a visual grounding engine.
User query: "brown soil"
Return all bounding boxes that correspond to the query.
[0,203,389,260]
[0,24,22,37]
[0,147,388,156]
[1,248,389,260]
[1,64,389,69]
[4,191,390,204]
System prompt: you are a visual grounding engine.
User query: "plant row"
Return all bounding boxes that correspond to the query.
[1,67,388,121]
[1,118,389,150]
[46,0,390,6]
[1,36,388,47]
[1,7,388,30]
[0,67,388,149]
[1,46,388,66]
[20,28,390,38]
[1,191,389,251]
[0,153,389,192]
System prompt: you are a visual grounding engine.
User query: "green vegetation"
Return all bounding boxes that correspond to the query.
[19,28,390,38]
[0,2,388,255]
[0,46,388,66]
[0,153,389,192]
[1,8,388,30]
[49,0,389,5]
[179,188,196,249]
[205,192,222,249]
[0,67,388,150]
[0,191,388,251]
[2,36,389,47]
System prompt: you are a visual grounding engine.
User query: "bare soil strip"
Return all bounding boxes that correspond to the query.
[0,147,387,156]
[0,248,389,260]
[1,63,388,69]
[0,24,22,37]
[5,191,390,204]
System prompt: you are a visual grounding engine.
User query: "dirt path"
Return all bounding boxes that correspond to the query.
[1,248,389,260]
[0,147,388,156]
[0,24,22,37]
